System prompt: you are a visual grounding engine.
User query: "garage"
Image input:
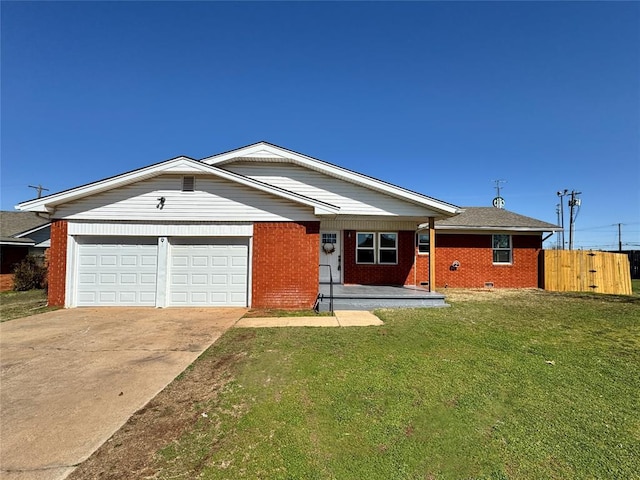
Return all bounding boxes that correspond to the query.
[169,238,248,307]
[73,235,249,307]
[76,237,158,306]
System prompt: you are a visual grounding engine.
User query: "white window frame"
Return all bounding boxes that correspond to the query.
[356,232,376,264]
[378,232,398,264]
[355,232,398,265]
[321,232,337,245]
[492,234,512,264]
[416,232,430,255]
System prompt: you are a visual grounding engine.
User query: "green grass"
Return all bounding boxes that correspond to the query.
[632,279,640,296]
[0,289,57,322]
[155,290,640,479]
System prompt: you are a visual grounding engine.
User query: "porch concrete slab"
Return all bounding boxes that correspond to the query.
[0,307,245,480]
[234,311,382,328]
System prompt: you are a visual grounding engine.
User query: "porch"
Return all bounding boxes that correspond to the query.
[315,284,448,312]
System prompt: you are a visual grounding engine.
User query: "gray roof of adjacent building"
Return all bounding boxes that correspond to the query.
[0,211,50,244]
[435,207,560,232]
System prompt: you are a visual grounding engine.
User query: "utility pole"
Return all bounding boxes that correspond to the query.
[568,190,582,250]
[557,189,569,249]
[28,184,49,198]
[615,223,623,252]
[556,204,561,249]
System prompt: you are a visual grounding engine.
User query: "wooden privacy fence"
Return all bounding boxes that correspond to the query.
[542,250,632,295]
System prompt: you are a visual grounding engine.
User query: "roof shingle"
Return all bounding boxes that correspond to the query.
[0,211,50,242]
[435,207,559,231]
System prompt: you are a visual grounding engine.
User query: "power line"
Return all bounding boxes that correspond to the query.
[573,222,640,232]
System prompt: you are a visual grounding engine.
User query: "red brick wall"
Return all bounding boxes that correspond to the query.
[252,222,320,309]
[435,233,542,288]
[48,220,68,306]
[414,252,430,286]
[343,230,417,285]
[0,274,14,291]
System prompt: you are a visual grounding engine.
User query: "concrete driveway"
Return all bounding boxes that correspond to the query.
[0,307,245,480]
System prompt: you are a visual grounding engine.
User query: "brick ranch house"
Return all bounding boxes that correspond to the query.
[16,142,557,308]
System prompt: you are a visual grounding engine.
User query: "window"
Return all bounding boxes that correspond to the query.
[182,176,195,192]
[356,232,375,263]
[416,232,430,254]
[378,233,397,264]
[321,233,337,254]
[321,233,337,245]
[492,234,512,263]
[355,232,398,264]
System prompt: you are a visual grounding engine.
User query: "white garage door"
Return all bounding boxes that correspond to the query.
[76,237,158,306]
[169,238,248,306]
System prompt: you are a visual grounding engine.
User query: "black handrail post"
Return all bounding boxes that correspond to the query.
[329,267,334,315]
[319,264,334,315]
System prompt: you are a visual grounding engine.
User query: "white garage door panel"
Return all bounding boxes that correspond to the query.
[76,237,158,306]
[169,238,248,306]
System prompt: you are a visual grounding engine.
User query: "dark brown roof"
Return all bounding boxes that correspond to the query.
[435,207,560,231]
[0,211,50,243]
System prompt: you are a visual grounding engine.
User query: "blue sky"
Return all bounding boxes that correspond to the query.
[2,1,638,250]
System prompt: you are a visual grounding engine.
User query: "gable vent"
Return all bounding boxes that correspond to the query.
[182,176,195,192]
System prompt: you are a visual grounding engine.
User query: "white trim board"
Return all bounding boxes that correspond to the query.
[67,221,254,237]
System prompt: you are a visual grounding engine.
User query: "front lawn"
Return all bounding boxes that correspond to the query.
[70,289,640,480]
[0,289,56,322]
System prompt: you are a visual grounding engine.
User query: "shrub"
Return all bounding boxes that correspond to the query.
[13,255,47,291]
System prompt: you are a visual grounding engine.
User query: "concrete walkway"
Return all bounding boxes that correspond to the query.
[234,310,383,328]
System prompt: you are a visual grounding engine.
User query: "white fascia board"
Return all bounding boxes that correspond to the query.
[201,142,286,163]
[16,155,340,215]
[202,142,460,216]
[14,223,51,238]
[0,239,36,246]
[16,156,199,213]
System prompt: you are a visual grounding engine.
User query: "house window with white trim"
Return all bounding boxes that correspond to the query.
[378,233,397,264]
[416,232,430,254]
[356,232,375,263]
[355,232,398,264]
[492,234,512,264]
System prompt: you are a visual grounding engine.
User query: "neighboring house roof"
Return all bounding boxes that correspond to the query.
[16,156,340,216]
[0,212,51,246]
[202,141,461,217]
[430,207,560,232]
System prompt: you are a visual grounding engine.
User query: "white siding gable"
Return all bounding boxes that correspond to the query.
[223,162,437,217]
[55,174,316,222]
